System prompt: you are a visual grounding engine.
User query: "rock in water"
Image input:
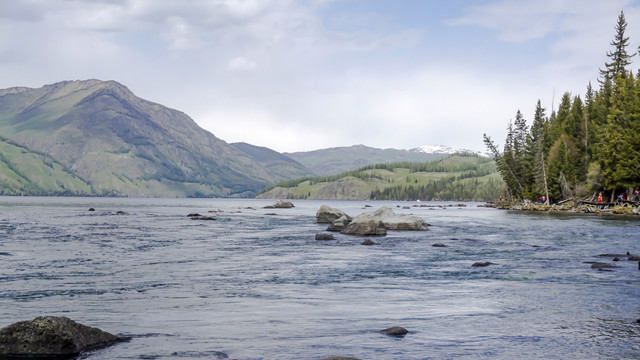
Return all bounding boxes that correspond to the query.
[264,200,294,209]
[472,261,497,267]
[316,205,352,223]
[326,215,352,232]
[342,219,387,236]
[315,233,335,241]
[341,206,427,235]
[0,316,127,358]
[381,326,409,337]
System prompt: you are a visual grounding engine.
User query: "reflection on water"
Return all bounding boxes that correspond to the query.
[0,197,639,359]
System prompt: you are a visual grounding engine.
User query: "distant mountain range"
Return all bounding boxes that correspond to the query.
[0,79,489,197]
[285,145,447,176]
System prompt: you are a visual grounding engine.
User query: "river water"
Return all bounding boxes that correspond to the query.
[0,197,639,359]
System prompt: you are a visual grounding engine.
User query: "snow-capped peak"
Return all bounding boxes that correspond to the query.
[410,145,491,158]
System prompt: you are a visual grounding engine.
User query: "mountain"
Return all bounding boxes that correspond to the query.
[410,144,492,158]
[0,79,285,197]
[231,142,314,181]
[285,144,446,176]
[257,154,501,201]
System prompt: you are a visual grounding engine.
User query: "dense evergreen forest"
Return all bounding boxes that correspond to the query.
[485,11,640,204]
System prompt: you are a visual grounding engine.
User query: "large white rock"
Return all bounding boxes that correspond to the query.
[341,206,428,235]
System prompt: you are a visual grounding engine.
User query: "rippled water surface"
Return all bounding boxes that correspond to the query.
[1,197,639,359]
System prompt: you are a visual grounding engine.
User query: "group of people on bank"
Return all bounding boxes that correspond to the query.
[597,189,640,203]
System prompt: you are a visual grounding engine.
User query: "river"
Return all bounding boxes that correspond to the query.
[0,197,639,359]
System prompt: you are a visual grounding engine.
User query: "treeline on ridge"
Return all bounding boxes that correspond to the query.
[485,11,640,204]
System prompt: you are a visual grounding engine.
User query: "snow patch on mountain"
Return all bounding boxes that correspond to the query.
[410,145,492,158]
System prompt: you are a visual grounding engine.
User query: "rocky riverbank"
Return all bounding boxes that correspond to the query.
[481,200,640,216]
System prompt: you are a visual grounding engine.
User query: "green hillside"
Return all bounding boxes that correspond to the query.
[257,154,502,201]
[0,137,93,195]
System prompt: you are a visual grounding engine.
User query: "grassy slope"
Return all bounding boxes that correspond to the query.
[0,138,93,195]
[257,155,502,201]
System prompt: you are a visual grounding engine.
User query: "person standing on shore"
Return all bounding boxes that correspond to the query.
[598,192,603,203]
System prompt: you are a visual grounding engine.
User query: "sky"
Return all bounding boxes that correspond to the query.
[1,0,639,153]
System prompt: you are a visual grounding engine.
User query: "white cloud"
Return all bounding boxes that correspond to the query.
[3,0,640,154]
[227,56,257,72]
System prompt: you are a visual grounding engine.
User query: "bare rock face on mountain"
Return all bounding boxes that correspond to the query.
[0,316,127,358]
[341,206,428,235]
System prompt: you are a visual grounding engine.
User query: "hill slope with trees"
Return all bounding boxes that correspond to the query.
[257,154,501,201]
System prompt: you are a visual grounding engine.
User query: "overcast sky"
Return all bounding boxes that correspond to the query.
[1,0,639,153]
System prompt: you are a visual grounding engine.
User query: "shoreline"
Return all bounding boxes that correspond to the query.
[481,200,640,216]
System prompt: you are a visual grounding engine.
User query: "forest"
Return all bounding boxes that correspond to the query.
[485,11,640,204]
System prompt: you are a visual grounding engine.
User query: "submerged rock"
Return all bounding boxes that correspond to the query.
[361,239,377,246]
[316,205,352,224]
[187,213,216,220]
[588,262,617,269]
[381,326,409,337]
[432,243,447,247]
[0,316,128,358]
[322,357,362,360]
[315,233,335,241]
[472,261,497,267]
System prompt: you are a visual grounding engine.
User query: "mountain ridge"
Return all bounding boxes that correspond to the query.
[0,79,287,197]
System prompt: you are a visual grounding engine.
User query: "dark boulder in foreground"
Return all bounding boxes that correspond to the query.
[361,239,377,246]
[381,326,409,337]
[0,316,128,358]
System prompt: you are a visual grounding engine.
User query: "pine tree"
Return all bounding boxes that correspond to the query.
[601,73,628,200]
[524,100,547,199]
[566,96,586,182]
[550,93,572,145]
[600,11,634,81]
